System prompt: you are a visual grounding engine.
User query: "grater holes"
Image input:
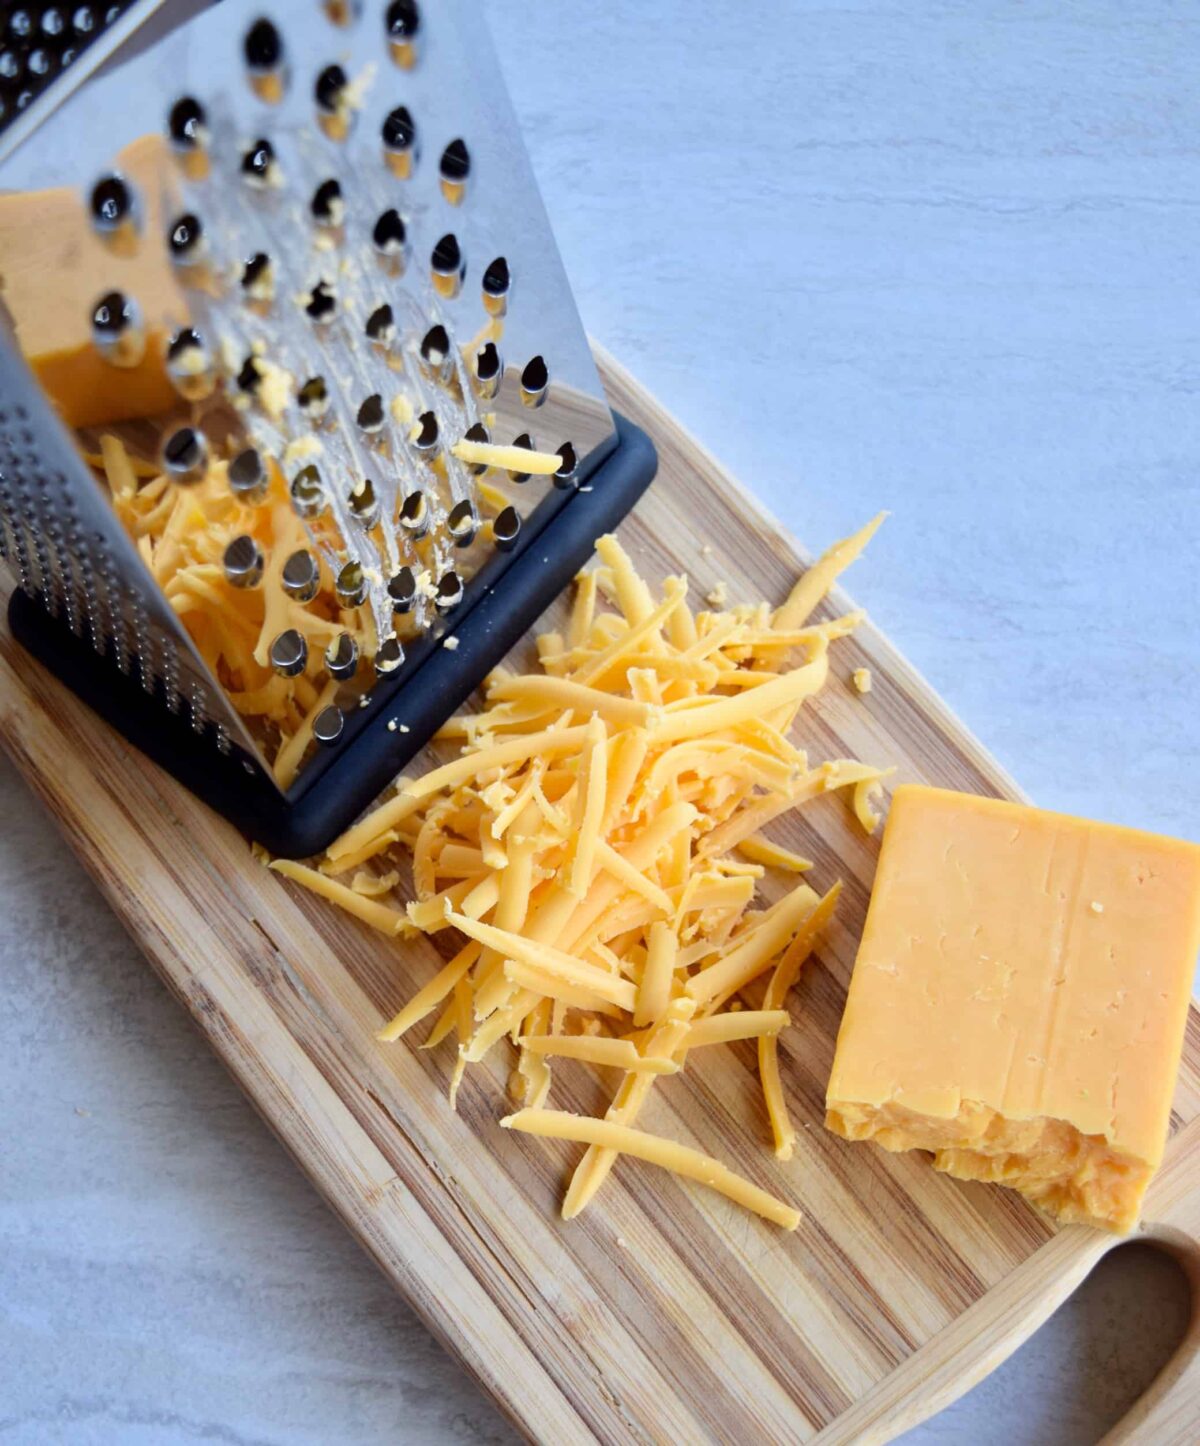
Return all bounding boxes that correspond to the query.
[33,526,60,617]
[166,327,217,401]
[387,566,416,614]
[520,356,550,408]
[472,341,503,400]
[89,171,138,238]
[385,0,419,68]
[335,560,367,608]
[229,447,269,503]
[356,394,385,436]
[244,15,282,68]
[133,600,156,693]
[166,211,206,268]
[304,279,338,324]
[313,706,344,746]
[493,505,521,553]
[314,63,347,113]
[314,64,353,141]
[365,302,395,346]
[269,628,307,677]
[310,177,344,228]
[298,375,330,420]
[398,489,429,538]
[418,324,452,384]
[482,256,511,316]
[374,636,404,675]
[224,535,264,589]
[290,466,327,519]
[281,549,320,602]
[431,232,464,299]
[439,139,469,204]
[189,681,210,734]
[460,420,490,474]
[447,499,478,548]
[325,632,358,681]
[410,411,438,457]
[161,637,182,714]
[381,106,417,179]
[91,290,145,368]
[240,252,275,303]
[168,95,208,153]
[348,477,380,529]
[553,442,579,489]
[372,208,408,270]
[434,571,463,613]
[241,137,280,188]
[162,425,209,485]
[244,16,287,103]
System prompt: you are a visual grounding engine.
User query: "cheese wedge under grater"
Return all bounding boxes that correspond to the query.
[0,0,656,855]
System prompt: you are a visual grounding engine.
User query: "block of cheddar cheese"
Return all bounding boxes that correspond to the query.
[826,785,1200,1231]
[0,134,186,429]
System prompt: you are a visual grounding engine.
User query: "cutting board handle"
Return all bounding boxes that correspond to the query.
[1101,1131,1200,1446]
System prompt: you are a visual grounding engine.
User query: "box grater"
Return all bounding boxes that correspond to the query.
[0,0,656,855]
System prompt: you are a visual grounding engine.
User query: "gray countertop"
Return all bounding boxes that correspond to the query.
[2,2,1198,1442]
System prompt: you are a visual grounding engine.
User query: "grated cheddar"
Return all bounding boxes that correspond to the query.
[272,521,889,1228]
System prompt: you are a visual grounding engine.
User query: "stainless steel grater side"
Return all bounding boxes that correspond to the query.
[0,0,657,853]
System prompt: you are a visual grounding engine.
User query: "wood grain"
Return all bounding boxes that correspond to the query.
[0,348,1195,1443]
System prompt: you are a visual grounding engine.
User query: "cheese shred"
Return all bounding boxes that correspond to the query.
[273,524,888,1229]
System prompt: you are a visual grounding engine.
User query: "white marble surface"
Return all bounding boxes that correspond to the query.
[2,1,1198,1442]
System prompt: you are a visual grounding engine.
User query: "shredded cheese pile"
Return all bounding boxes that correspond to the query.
[94,433,379,785]
[272,517,890,1230]
[92,433,561,785]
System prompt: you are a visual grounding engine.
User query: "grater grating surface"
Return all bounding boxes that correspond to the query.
[0,0,656,852]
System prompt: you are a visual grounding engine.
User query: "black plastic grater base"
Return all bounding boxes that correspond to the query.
[9,411,656,857]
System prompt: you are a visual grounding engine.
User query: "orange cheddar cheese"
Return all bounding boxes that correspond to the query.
[826,785,1200,1231]
[0,134,186,428]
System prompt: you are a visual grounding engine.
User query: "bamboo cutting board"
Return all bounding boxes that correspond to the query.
[2,350,1198,1444]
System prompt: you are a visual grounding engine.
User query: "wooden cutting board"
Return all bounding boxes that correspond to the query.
[2,350,1198,1444]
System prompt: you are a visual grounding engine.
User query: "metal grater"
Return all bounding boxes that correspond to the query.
[0,0,656,854]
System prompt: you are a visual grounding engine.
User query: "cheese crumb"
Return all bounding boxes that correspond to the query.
[706,581,729,609]
[400,724,410,734]
[387,719,398,733]
[255,358,294,421]
[443,636,460,651]
[1091,900,1104,914]
[283,435,324,469]
[853,668,872,695]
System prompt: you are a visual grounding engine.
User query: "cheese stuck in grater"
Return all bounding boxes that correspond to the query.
[0,0,656,855]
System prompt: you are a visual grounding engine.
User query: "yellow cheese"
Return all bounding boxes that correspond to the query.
[825,785,1200,1231]
[515,1035,679,1074]
[261,524,889,1229]
[502,1109,801,1229]
[268,859,414,937]
[449,439,562,474]
[738,835,814,873]
[0,135,187,427]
